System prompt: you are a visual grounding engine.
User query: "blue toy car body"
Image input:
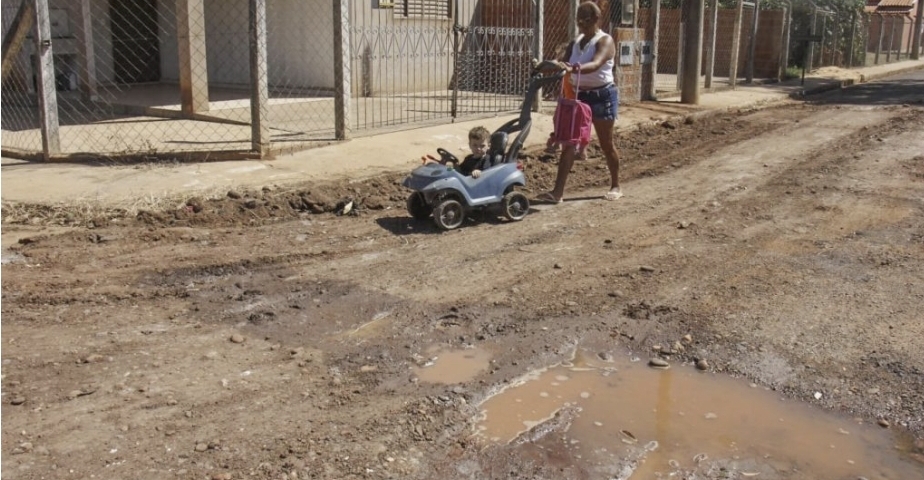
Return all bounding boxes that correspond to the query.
[402,61,564,230]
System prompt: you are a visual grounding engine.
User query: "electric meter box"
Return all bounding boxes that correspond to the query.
[618,41,633,66]
[640,41,653,64]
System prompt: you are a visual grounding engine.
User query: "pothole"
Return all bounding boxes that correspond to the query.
[474,350,922,479]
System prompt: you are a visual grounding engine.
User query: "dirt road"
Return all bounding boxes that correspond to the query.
[3,74,923,479]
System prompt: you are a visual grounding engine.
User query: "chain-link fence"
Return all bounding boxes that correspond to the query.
[3,0,921,161]
[786,2,922,72]
[1,0,545,161]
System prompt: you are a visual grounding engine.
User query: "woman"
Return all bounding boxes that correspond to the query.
[538,1,622,203]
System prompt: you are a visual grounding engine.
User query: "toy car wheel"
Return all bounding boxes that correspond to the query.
[433,199,465,230]
[502,191,530,221]
[406,192,432,221]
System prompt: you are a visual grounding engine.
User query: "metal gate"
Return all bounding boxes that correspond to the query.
[348,0,538,131]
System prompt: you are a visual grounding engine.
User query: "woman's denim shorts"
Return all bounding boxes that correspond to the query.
[577,83,618,121]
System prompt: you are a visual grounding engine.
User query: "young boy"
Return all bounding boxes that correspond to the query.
[422,126,495,178]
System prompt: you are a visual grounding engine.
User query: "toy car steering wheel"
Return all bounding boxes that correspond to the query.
[436,148,459,167]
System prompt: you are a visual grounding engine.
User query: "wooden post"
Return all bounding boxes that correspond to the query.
[33,0,60,158]
[913,0,923,59]
[705,0,717,88]
[746,0,759,83]
[681,0,704,104]
[249,0,269,156]
[1,0,35,83]
[177,0,210,114]
[729,0,743,88]
[75,0,98,100]
[333,0,351,140]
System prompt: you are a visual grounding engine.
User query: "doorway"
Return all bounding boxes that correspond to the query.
[110,0,160,83]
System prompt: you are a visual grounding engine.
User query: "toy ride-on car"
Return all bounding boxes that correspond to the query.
[402,60,565,230]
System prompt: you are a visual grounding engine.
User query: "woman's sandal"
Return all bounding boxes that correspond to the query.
[536,192,563,204]
[603,188,623,201]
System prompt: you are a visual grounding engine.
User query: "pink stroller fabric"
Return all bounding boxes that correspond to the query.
[550,71,592,148]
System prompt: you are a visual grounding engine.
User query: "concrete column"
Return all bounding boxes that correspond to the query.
[705,0,717,88]
[177,0,209,114]
[647,0,660,100]
[33,0,60,157]
[250,0,269,155]
[333,0,351,140]
[746,0,759,83]
[681,0,704,104]
[729,0,744,87]
[75,0,98,100]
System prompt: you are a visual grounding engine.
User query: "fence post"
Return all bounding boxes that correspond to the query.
[705,0,718,88]
[913,0,924,59]
[676,19,684,91]
[904,16,912,59]
[648,0,660,100]
[249,0,269,156]
[681,0,704,104]
[729,0,743,88]
[847,10,856,67]
[333,0,351,140]
[886,15,895,62]
[74,0,98,100]
[569,0,578,40]
[808,8,817,69]
[819,13,826,67]
[780,4,791,80]
[832,13,840,66]
[875,14,883,64]
[746,0,759,83]
[32,0,60,159]
[533,0,544,112]
[1,0,35,83]
[177,0,210,114]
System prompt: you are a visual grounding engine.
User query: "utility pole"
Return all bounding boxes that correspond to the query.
[681,0,704,104]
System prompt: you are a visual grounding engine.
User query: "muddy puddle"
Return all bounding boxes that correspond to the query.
[473,350,922,479]
[413,346,493,384]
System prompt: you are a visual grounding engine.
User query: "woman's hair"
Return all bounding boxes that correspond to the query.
[577,1,601,20]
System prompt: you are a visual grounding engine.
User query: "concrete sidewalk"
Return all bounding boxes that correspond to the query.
[2,60,922,206]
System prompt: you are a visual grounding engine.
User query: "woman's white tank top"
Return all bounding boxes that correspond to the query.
[568,30,615,90]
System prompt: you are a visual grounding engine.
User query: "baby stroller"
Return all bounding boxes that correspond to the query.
[403,60,565,230]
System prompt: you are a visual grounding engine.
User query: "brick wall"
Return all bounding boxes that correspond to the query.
[644,7,784,79]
